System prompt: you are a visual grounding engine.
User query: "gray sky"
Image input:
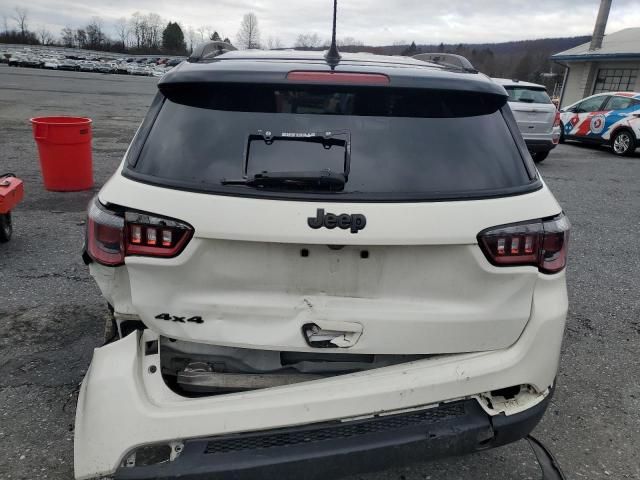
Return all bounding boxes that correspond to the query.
[2,0,640,46]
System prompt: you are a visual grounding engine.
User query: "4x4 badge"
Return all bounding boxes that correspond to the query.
[307,208,366,234]
[155,313,203,324]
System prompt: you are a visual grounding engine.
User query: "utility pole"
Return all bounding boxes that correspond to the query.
[589,0,612,50]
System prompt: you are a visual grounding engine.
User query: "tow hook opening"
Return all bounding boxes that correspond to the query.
[477,384,548,415]
[122,441,184,468]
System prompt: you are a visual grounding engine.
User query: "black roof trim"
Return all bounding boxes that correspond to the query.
[159,51,507,97]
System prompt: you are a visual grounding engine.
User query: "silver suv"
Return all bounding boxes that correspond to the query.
[493,78,561,163]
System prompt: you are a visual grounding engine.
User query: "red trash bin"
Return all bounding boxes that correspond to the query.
[30,116,94,191]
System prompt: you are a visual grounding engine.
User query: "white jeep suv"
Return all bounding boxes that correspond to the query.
[75,48,570,480]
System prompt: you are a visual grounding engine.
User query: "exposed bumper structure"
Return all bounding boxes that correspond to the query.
[113,396,551,480]
[74,274,567,480]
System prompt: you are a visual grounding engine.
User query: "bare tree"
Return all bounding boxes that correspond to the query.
[147,13,163,49]
[75,28,87,49]
[130,12,142,49]
[2,14,9,34]
[338,36,363,47]
[267,36,283,50]
[196,25,208,42]
[13,7,28,37]
[86,17,105,49]
[236,12,260,49]
[185,25,197,53]
[295,33,320,49]
[60,27,74,47]
[37,26,53,45]
[114,17,129,49]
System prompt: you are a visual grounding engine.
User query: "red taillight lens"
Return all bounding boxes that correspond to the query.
[286,71,390,85]
[86,199,193,266]
[553,111,561,127]
[539,215,570,273]
[478,214,570,274]
[124,211,192,258]
[87,201,125,266]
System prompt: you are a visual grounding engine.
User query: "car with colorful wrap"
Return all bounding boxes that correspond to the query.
[559,92,640,156]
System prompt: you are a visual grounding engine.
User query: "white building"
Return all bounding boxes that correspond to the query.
[552,27,640,108]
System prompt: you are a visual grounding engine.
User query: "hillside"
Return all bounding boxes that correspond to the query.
[341,35,592,91]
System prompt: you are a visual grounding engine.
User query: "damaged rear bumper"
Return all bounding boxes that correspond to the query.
[74,274,567,479]
[113,395,551,480]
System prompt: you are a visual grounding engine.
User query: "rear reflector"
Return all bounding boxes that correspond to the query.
[86,199,193,266]
[478,214,570,274]
[287,71,390,85]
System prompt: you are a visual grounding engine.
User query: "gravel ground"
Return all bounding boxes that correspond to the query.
[0,65,638,480]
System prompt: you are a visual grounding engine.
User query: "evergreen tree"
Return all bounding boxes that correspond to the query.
[162,21,186,54]
[401,41,418,56]
[210,31,221,41]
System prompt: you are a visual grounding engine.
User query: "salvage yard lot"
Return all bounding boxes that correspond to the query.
[0,65,638,480]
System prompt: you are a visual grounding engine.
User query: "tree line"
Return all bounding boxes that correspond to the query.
[0,7,238,55]
[0,5,589,90]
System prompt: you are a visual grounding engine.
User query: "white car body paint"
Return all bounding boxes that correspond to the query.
[75,54,570,479]
[75,269,566,479]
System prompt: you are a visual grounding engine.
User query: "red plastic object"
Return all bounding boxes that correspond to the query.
[30,116,94,191]
[0,176,24,214]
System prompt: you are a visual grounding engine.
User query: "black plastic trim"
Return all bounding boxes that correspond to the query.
[114,394,552,480]
[120,168,543,203]
[525,139,557,153]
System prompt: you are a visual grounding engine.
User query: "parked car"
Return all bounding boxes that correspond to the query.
[559,91,640,156]
[115,62,129,74]
[493,79,560,163]
[23,56,43,68]
[7,55,22,67]
[93,62,112,74]
[43,59,60,69]
[58,59,79,71]
[76,47,570,480]
[78,61,95,72]
[131,65,152,76]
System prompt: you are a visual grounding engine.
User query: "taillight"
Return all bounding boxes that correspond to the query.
[124,211,192,257]
[87,201,125,266]
[478,214,570,274]
[86,199,193,266]
[553,111,561,127]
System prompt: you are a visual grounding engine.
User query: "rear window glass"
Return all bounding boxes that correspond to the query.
[505,86,552,104]
[127,84,536,201]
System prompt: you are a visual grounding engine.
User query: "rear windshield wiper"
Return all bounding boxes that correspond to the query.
[221,170,346,191]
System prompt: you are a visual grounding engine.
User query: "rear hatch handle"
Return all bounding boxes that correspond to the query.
[302,320,363,348]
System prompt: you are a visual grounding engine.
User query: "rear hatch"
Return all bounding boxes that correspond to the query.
[505,85,556,135]
[103,75,560,355]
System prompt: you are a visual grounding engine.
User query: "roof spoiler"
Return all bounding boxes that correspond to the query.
[412,53,477,73]
[188,41,237,63]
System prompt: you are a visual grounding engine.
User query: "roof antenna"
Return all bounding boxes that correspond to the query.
[325,0,341,69]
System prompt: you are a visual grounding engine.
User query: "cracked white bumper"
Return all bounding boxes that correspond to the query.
[74,273,567,480]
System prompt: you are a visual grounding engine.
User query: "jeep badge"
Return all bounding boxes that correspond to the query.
[307,208,366,234]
